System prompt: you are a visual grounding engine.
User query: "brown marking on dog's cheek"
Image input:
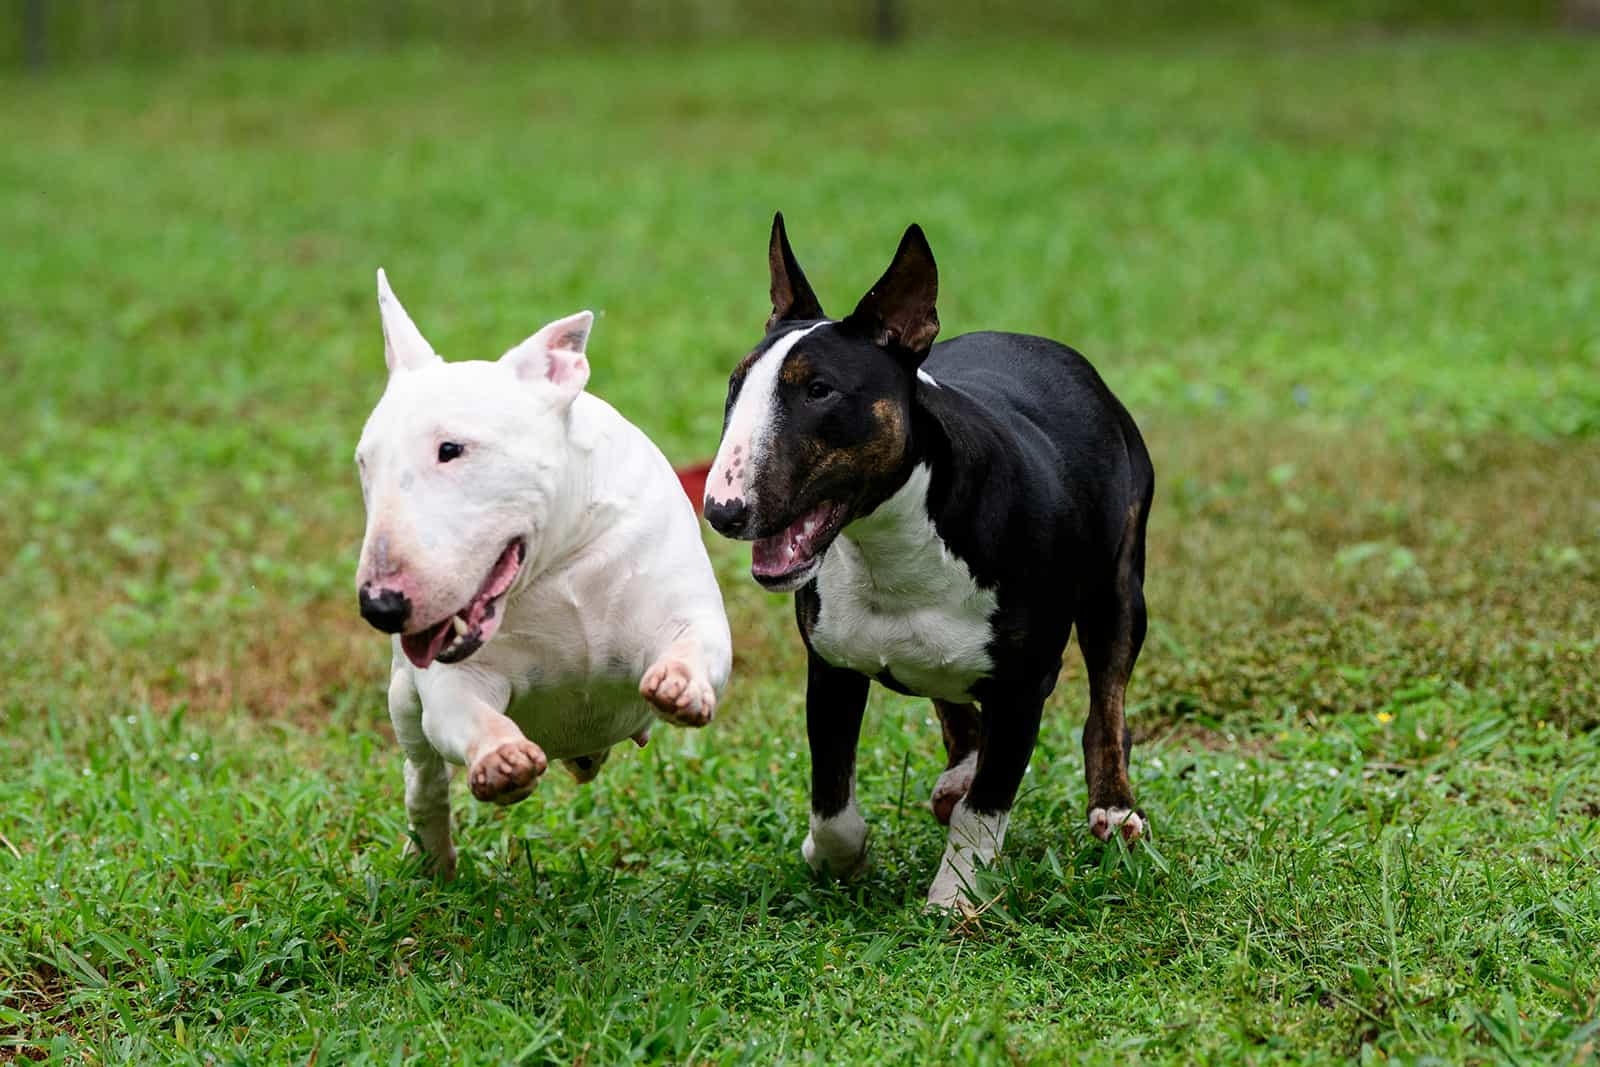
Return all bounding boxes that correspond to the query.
[791,398,909,503]
[868,399,908,470]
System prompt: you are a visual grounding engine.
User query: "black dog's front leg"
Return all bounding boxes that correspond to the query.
[925,672,1052,910]
[801,648,871,879]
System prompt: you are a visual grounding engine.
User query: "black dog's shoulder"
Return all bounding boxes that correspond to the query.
[923,331,1126,427]
[913,330,1151,596]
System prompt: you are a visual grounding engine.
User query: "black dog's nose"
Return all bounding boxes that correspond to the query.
[358,586,411,634]
[703,497,750,537]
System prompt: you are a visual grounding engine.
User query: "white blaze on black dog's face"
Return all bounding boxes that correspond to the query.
[704,213,941,591]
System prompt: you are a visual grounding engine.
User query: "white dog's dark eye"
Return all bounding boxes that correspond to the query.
[806,380,835,401]
[438,442,464,463]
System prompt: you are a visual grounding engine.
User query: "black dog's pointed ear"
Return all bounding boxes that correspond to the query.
[845,223,939,357]
[767,212,825,331]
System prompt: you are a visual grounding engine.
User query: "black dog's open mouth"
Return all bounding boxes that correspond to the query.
[751,502,848,591]
[401,539,525,670]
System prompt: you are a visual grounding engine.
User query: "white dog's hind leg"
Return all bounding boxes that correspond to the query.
[640,633,723,728]
[560,748,611,784]
[388,660,455,878]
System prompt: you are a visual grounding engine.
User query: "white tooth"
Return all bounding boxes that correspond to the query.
[452,615,469,636]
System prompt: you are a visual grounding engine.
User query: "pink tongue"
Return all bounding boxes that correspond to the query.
[751,533,796,577]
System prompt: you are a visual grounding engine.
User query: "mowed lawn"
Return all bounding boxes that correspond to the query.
[2,32,1598,1064]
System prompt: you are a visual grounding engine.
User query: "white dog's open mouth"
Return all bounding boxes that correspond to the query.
[400,539,525,670]
[751,502,848,591]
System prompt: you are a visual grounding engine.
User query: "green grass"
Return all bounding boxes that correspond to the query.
[2,32,1598,1064]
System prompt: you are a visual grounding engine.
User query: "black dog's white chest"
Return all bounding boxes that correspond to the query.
[807,466,999,703]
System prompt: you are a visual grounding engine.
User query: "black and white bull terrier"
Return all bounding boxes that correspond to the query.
[355,270,732,878]
[703,216,1154,910]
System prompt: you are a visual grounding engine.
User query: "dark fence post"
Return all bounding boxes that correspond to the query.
[24,0,47,70]
[874,0,899,43]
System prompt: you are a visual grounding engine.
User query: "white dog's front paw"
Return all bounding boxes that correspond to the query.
[802,805,870,880]
[468,738,547,805]
[640,657,716,727]
[1088,806,1146,843]
[929,752,977,825]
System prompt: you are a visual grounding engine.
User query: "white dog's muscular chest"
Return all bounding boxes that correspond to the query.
[410,399,725,760]
[410,552,662,759]
[808,466,998,703]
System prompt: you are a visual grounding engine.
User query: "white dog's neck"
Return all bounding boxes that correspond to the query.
[508,394,631,594]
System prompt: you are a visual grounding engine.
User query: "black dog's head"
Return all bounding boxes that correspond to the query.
[703,213,941,591]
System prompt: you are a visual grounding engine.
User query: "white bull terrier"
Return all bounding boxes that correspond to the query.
[354,270,732,877]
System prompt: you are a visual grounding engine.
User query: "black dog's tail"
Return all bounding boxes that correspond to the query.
[1118,405,1155,584]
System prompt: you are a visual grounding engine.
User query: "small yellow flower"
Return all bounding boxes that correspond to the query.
[1375,711,1394,724]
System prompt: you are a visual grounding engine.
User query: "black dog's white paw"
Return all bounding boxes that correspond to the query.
[802,805,869,880]
[1088,806,1146,843]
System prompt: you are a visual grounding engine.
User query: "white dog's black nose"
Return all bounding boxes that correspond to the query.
[703,498,750,538]
[359,586,411,634]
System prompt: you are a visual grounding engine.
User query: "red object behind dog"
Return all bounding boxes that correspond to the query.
[675,461,711,514]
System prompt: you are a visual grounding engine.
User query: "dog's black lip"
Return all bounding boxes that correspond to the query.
[434,633,485,665]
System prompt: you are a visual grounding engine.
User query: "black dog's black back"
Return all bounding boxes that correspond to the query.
[916,331,1153,612]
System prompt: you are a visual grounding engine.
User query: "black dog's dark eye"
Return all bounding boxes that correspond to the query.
[438,442,464,463]
[806,380,835,401]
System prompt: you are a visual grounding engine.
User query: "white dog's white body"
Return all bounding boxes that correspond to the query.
[357,271,731,876]
[395,389,724,760]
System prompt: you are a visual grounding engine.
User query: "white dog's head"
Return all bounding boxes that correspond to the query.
[354,269,593,670]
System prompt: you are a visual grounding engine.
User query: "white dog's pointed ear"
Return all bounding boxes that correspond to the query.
[501,311,593,406]
[376,268,440,374]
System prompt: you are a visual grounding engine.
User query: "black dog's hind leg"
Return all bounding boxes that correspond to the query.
[929,700,980,824]
[801,649,872,878]
[1078,498,1151,843]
